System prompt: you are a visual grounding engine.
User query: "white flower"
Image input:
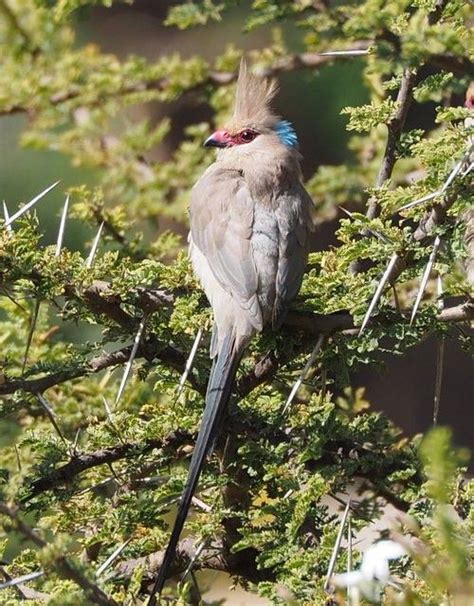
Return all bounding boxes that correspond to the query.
[333,540,406,603]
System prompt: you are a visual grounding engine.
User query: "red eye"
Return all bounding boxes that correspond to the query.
[239,129,258,143]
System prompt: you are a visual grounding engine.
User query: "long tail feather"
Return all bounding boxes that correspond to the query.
[149,333,242,602]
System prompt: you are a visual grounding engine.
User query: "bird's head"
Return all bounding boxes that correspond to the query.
[204,59,299,155]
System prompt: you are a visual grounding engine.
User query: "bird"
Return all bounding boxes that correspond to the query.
[149,58,314,601]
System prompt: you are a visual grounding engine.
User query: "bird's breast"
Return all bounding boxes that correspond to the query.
[251,203,279,322]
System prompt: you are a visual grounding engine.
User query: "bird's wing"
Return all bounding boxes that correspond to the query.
[190,166,259,306]
[273,182,314,325]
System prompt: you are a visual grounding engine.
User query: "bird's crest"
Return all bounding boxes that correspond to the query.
[232,58,279,129]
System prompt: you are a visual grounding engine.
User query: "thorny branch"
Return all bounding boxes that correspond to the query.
[0,302,471,399]
[365,0,453,221]
[25,432,191,498]
[367,67,418,219]
[1,43,372,117]
[0,502,118,606]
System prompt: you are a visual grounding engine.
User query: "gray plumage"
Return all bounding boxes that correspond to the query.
[150,59,314,601]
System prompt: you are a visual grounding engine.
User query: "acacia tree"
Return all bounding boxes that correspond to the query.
[0,0,473,604]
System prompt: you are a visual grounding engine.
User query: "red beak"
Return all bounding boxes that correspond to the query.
[204,130,232,148]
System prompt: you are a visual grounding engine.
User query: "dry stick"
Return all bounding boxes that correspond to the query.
[324,498,352,591]
[410,235,441,325]
[0,502,119,606]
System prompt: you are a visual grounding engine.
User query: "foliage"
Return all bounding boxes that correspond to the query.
[0,0,473,605]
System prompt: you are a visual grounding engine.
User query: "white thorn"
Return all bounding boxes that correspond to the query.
[55,195,69,257]
[181,540,207,581]
[410,236,441,325]
[324,498,352,590]
[441,159,463,191]
[191,496,212,512]
[339,207,392,243]
[115,318,146,405]
[0,570,45,590]
[5,181,60,228]
[102,395,113,419]
[398,144,473,212]
[36,392,67,445]
[86,221,104,268]
[437,274,444,310]
[317,49,370,56]
[283,334,324,415]
[96,538,132,576]
[359,252,399,336]
[2,201,13,233]
[461,161,473,177]
[176,327,203,398]
[397,189,441,212]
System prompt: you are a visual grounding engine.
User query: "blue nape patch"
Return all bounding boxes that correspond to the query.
[274,120,298,148]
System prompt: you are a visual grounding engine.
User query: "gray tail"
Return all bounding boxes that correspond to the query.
[149,333,242,602]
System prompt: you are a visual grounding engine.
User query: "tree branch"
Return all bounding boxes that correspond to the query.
[0,502,118,606]
[366,67,418,219]
[285,302,474,337]
[25,432,190,498]
[1,302,470,398]
[0,44,372,116]
[116,537,273,587]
